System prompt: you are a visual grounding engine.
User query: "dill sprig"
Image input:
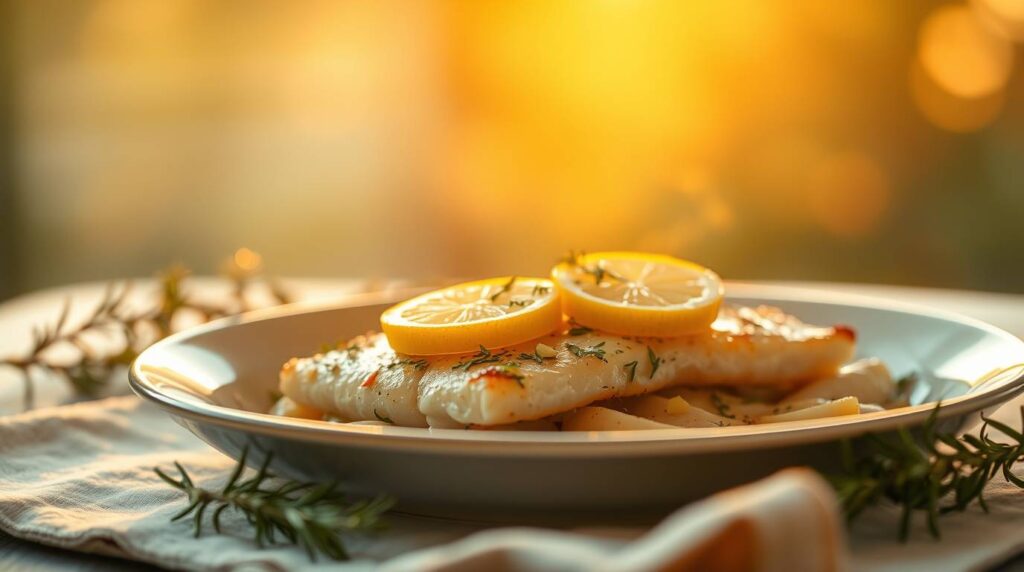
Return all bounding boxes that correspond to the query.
[829,405,1024,541]
[155,447,393,561]
[0,253,290,410]
[565,341,607,362]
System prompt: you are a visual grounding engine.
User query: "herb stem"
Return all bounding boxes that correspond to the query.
[156,446,393,560]
[829,404,1024,541]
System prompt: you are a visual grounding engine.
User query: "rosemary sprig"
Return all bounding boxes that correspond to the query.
[0,253,290,410]
[156,447,393,560]
[829,405,1024,541]
[565,342,607,362]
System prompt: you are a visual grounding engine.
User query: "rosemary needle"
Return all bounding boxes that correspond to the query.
[828,404,1024,541]
[0,256,290,410]
[156,447,393,560]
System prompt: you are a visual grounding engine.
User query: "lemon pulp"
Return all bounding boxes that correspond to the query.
[380,277,562,355]
[551,251,723,336]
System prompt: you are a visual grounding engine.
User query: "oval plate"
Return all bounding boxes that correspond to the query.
[130,283,1024,521]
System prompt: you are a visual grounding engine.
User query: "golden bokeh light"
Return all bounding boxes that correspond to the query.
[635,168,734,254]
[806,153,891,239]
[911,60,1006,132]
[971,0,1024,40]
[917,5,1014,99]
[7,0,1024,295]
[233,248,263,272]
[739,135,828,227]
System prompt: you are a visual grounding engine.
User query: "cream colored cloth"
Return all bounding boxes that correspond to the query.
[0,396,846,572]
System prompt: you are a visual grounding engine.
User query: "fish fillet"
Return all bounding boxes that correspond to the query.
[278,305,855,427]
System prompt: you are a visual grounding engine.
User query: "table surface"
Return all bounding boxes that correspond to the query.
[2,279,1023,571]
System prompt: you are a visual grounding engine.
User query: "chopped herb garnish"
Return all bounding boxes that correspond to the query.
[531,284,551,297]
[385,358,428,371]
[567,321,594,336]
[710,392,735,418]
[517,349,556,365]
[562,250,626,286]
[566,341,607,362]
[624,361,638,383]
[489,276,517,302]
[373,409,394,424]
[647,346,662,378]
[453,345,505,371]
[518,352,543,364]
[508,299,530,308]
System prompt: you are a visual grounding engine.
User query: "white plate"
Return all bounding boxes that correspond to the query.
[130,283,1024,521]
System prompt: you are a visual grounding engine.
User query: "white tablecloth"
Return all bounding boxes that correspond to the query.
[1,279,1022,571]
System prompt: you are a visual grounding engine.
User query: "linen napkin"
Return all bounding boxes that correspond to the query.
[0,396,847,572]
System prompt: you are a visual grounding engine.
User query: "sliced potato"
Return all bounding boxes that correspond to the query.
[607,395,741,428]
[759,396,860,423]
[661,388,775,421]
[781,358,893,406]
[562,406,676,431]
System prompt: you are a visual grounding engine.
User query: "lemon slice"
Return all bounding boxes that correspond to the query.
[380,277,562,355]
[551,251,724,336]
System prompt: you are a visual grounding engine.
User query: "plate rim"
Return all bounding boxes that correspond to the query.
[129,283,1024,458]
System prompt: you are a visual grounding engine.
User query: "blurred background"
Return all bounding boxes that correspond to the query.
[0,0,1022,301]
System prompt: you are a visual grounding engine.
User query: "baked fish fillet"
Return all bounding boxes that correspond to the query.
[278,305,855,428]
[279,333,431,427]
